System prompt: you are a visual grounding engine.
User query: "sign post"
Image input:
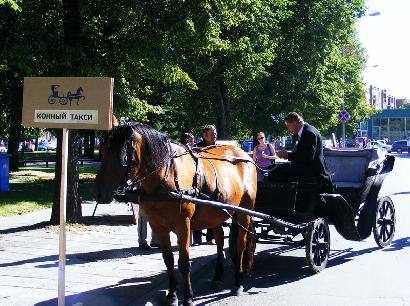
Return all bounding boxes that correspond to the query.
[23,77,113,306]
[58,128,68,306]
[338,108,350,147]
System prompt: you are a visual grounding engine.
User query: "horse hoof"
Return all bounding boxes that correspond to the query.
[183,298,194,306]
[231,285,244,296]
[210,280,224,291]
[165,292,178,306]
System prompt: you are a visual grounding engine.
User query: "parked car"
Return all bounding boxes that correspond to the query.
[38,141,56,151]
[345,138,355,148]
[371,140,392,153]
[322,139,334,149]
[391,140,408,153]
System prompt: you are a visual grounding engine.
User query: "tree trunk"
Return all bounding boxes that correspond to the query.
[50,129,82,224]
[215,80,231,139]
[50,0,83,224]
[7,77,23,171]
[66,130,81,222]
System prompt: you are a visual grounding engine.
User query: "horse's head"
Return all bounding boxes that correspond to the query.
[93,123,170,203]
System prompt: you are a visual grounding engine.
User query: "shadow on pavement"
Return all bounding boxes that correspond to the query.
[34,273,170,306]
[327,236,410,267]
[34,252,217,306]
[31,236,410,306]
[0,221,50,235]
[193,235,410,305]
[0,215,134,236]
[192,244,315,305]
[388,191,410,196]
[81,214,135,226]
[0,245,169,268]
[384,236,410,252]
[327,246,379,268]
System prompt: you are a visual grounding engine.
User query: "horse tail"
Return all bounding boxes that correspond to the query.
[242,218,256,274]
[228,217,239,266]
[228,216,256,274]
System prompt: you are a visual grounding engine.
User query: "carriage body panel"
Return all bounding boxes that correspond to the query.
[254,148,395,242]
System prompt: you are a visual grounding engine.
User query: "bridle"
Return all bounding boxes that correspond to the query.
[113,136,198,203]
[111,135,260,237]
[112,133,265,204]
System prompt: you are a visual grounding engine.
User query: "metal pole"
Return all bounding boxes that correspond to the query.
[342,122,346,148]
[58,128,68,306]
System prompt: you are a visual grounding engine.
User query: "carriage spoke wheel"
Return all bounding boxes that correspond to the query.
[373,197,395,248]
[305,218,330,273]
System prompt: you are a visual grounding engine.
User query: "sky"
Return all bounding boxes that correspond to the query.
[356,0,410,99]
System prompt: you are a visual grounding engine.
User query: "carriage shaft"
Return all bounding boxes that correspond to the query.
[168,191,310,231]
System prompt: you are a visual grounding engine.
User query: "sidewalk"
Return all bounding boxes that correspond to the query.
[0,202,221,306]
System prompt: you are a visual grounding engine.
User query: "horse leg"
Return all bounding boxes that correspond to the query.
[232,214,251,296]
[176,218,194,306]
[155,230,178,305]
[211,225,224,290]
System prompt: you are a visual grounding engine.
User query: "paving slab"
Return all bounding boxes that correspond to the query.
[0,202,221,306]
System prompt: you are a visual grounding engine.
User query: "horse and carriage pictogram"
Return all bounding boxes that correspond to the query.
[48,84,85,106]
[94,123,396,306]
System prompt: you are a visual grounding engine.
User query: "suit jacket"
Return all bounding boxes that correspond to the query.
[287,123,329,179]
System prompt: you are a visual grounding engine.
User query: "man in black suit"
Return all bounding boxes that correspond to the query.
[269,112,331,185]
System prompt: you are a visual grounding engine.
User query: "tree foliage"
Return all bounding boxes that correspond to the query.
[1,0,369,141]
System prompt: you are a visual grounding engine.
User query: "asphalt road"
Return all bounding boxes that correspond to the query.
[190,154,410,306]
[1,153,408,306]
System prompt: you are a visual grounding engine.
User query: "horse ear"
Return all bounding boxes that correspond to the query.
[111,114,119,128]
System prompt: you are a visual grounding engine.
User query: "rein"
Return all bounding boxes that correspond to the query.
[193,145,274,173]
[114,139,260,237]
[116,141,267,203]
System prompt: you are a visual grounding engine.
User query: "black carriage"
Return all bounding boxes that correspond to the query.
[250,148,396,272]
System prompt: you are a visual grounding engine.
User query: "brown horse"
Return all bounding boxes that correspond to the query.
[93,123,257,306]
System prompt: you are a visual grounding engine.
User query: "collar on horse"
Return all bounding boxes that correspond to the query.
[113,139,209,204]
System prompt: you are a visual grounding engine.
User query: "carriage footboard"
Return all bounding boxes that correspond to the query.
[320,193,361,241]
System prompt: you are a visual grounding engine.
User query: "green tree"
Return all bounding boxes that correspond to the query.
[250,0,370,138]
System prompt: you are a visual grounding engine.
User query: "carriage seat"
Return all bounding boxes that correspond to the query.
[323,148,381,189]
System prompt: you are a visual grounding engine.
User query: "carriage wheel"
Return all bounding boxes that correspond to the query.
[59,97,68,105]
[373,196,395,248]
[305,218,330,273]
[48,96,57,104]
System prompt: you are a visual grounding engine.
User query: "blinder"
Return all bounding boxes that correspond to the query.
[120,140,138,168]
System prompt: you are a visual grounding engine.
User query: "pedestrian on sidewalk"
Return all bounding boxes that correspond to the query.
[137,207,160,250]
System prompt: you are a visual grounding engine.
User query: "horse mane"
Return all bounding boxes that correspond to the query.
[111,122,171,169]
